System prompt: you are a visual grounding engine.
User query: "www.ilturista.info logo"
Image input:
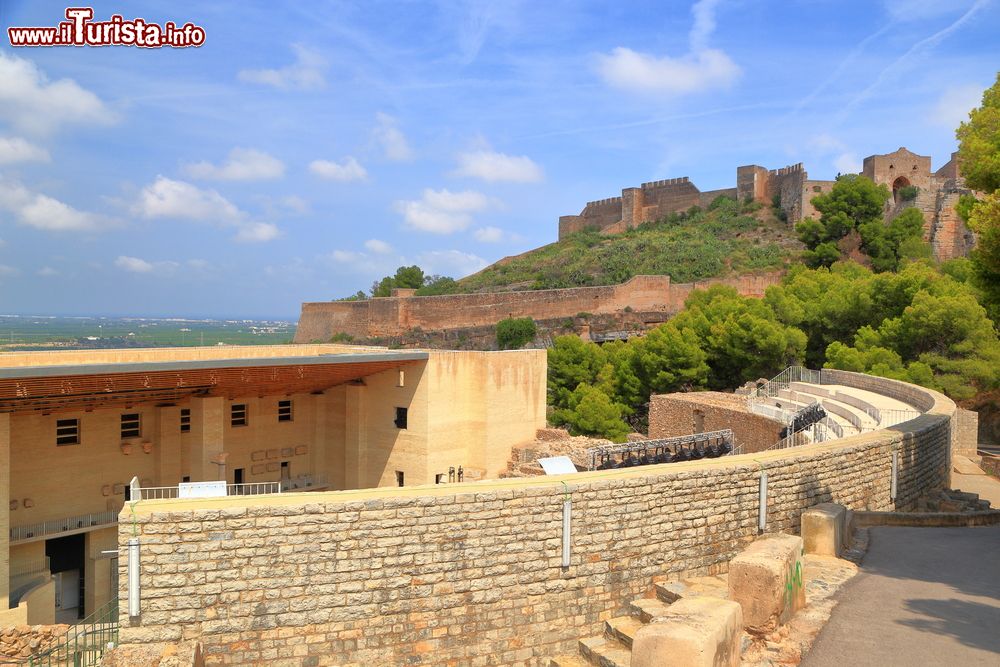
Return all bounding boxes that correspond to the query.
[7,7,206,48]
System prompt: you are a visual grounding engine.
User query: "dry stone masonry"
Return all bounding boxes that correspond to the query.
[114,371,954,666]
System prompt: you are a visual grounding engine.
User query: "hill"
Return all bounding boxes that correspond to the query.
[427,196,801,295]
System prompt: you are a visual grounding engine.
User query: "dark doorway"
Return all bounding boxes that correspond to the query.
[46,533,85,620]
[234,468,244,485]
[892,176,911,204]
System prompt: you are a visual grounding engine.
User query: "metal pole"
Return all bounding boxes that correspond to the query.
[758,471,768,532]
[890,451,898,502]
[561,497,572,568]
[128,538,140,618]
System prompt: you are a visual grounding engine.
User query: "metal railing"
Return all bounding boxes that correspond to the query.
[586,429,735,470]
[9,557,50,581]
[28,598,118,667]
[281,474,330,491]
[10,511,118,543]
[136,481,282,500]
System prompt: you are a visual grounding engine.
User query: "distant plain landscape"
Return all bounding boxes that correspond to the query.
[0,315,296,351]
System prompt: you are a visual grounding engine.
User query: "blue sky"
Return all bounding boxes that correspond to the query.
[0,0,998,318]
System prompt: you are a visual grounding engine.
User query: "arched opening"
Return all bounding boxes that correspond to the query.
[892,176,911,204]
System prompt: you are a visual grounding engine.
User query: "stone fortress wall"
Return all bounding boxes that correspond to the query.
[559,148,976,261]
[294,272,783,343]
[116,370,954,666]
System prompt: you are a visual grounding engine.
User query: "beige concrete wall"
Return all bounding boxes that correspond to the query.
[425,350,547,481]
[0,413,9,609]
[84,527,117,615]
[115,371,953,666]
[0,344,370,369]
[9,409,157,526]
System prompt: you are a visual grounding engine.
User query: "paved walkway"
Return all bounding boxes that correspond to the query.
[802,524,1000,666]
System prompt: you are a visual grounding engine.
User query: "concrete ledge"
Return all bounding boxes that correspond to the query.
[853,510,1000,527]
[728,533,805,634]
[632,597,742,667]
[802,503,846,557]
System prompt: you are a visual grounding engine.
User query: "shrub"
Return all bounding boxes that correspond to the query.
[898,185,919,201]
[496,317,537,349]
[329,332,354,343]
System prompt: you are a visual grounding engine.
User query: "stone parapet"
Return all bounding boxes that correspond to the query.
[115,373,954,665]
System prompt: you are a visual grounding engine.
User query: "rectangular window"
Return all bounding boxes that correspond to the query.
[435,473,445,484]
[396,471,404,487]
[120,413,140,439]
[278,400,293,422]
[394,407,408,429]
[231,404,247,427]
[56,418,80,446]
[180,408,191,433]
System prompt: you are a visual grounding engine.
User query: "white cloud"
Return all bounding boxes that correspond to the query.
[37,266,58,277]
[364,239,393,254]
[373,112,414,161]
[135,176,282,243]
[0,264,19,277]
[833,153,862,174]
[237,44,326,90]
[882,0,979,21]
[453,150,543,183]
[115,256,154,273]
[395,188,490,234]
[0,52,115,134]
[473,226,504,243]
[929,84,984,128]
[0,137,49,164]
[115,256,181,274]
[415,250,488,278]
[331,250,366,264]
[234,222,281,243]
[309,157,368,182]
[135,176,241,221]
[0,177,109,231]
[185,148,285,181]
[596,0,739,96]
[596,47,739,96]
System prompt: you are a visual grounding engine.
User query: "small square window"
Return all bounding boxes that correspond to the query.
[394,407,408,429]
[231,404,247,427]
[121,413,140,439]
[435,473,445,484]
[180,408,191,433]
[56,418,80,446]
[278,400,293,422]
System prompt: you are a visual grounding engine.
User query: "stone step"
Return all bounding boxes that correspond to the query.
[549,655,591,667]
[654,581,685,604]
[654,576,731,604]
[579,635,631,667]
[604,616,644,649]
[628,597,673,623]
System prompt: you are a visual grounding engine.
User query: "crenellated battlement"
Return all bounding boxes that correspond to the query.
[768,163,804,177]
[641,176,691,189]
[584,196,623,208]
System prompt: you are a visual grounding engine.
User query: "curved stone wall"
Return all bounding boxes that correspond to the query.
[117,371,954,666]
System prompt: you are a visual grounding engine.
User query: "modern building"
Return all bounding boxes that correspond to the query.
[0,344,546,625]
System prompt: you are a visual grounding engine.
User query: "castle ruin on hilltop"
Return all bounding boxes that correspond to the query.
[558,147,976,261]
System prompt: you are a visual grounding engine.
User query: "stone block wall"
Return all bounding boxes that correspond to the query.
[294,272,785,344]
[951,408,979,459]
[116,373,953,667]
[648,392,783,454]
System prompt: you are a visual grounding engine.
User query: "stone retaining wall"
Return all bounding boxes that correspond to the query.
[116,372,953,667]
[293,273,783,343]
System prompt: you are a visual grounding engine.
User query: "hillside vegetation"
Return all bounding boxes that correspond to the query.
[435,197,799,294]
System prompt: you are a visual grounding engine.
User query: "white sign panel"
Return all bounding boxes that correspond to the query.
[538,456,578,475]
[178,481,228,499]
